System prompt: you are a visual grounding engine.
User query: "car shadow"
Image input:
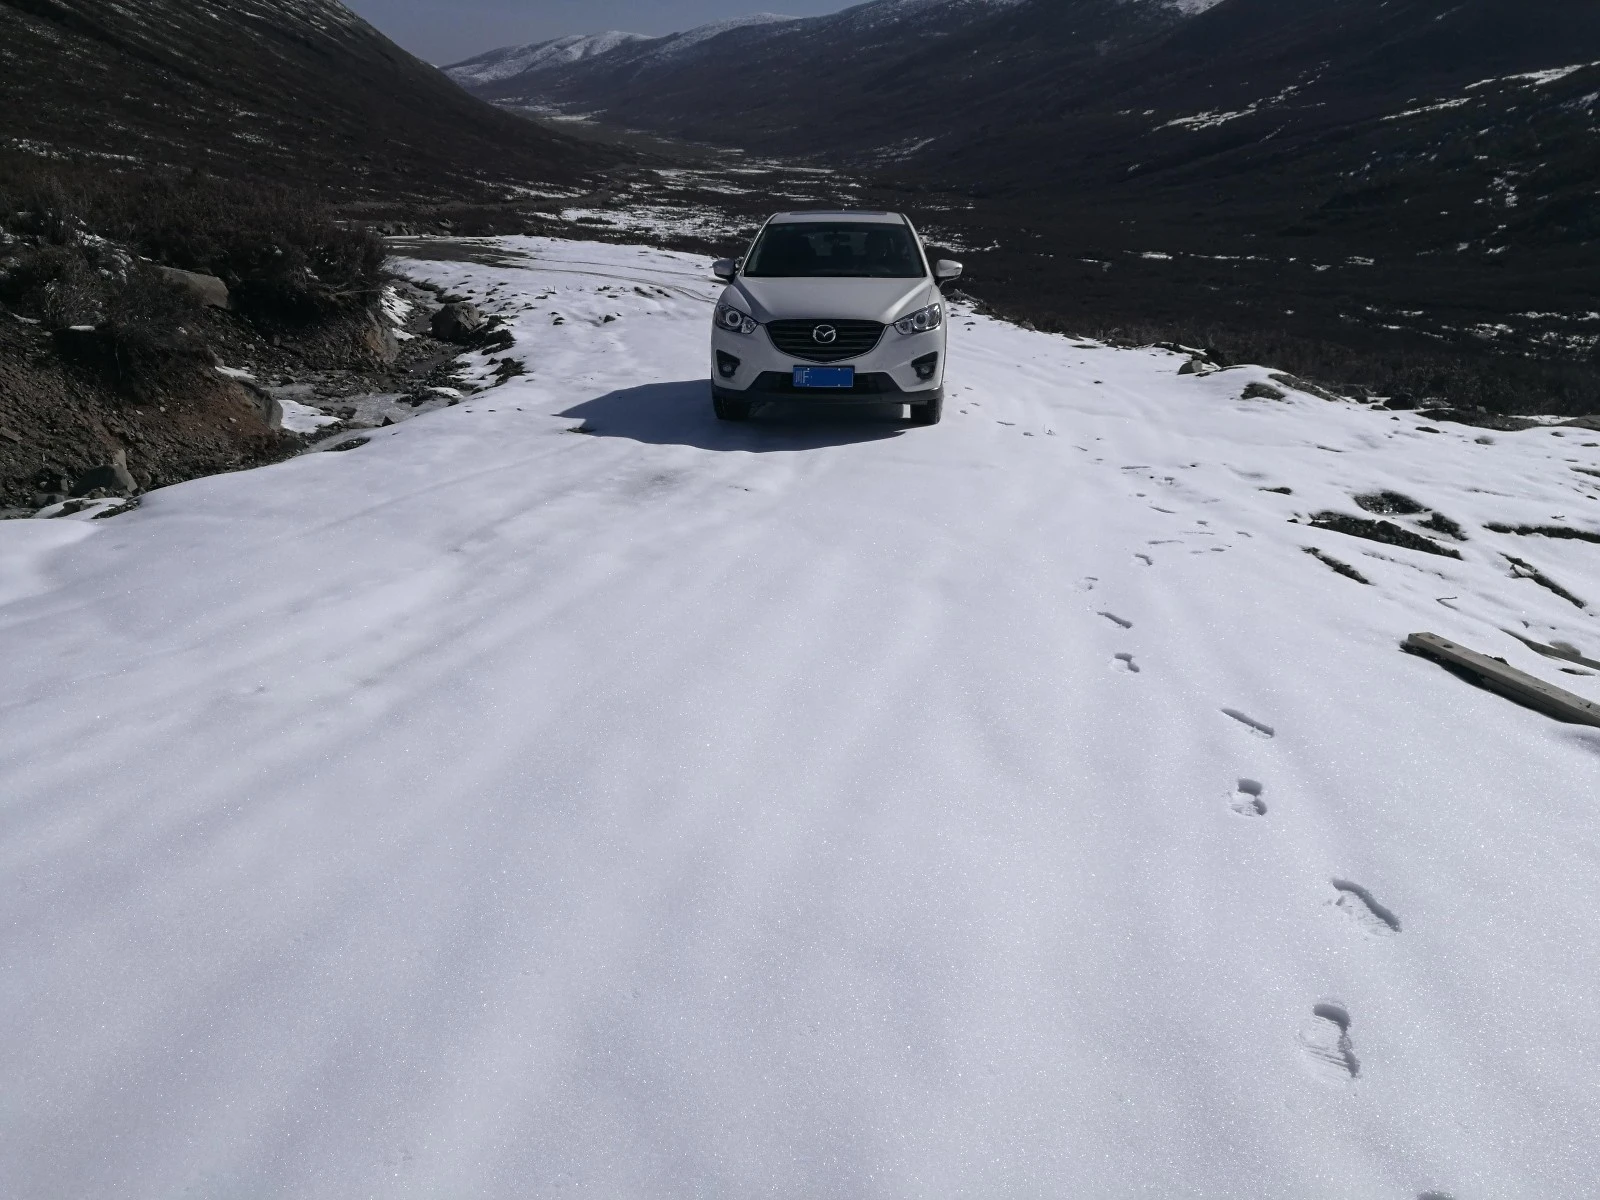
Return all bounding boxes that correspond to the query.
[559,380,909,451]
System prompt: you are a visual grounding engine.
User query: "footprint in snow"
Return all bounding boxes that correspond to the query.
[1299,1003,1360,1084]
[1230,779,1267,817]
[1113,653,1141,674]
[1099,611,1134,629]
[1077,577,1098,592]
[1222,708,1275,739]
[1330,880,1401,935]
[1135,553,1154,567]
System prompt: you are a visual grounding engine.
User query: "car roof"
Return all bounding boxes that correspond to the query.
[767,210,907,225]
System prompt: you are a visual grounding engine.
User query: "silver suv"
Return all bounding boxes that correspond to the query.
[710,210,962,424]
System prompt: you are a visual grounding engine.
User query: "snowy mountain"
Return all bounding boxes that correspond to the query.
[445,14,799,90]
[450,0,1177,155]
[1,0,609,198]
[446,0,1045,108]
[447,0,1599,411]
[646,13,801,56]
[445,31,660,88]
[7,231,1600,1195]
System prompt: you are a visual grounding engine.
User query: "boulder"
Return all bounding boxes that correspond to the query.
[1269,372,1339,402]
[240,382,285,430]
[431,302,486,343]
[1242,382,1287,401]
[358,309,400,364]
[71,449,137,497]
[158,266,231,310]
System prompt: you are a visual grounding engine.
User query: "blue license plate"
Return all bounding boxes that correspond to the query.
[793,366,855,389]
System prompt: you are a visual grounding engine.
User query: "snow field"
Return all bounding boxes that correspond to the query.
[2,236,1599,1198]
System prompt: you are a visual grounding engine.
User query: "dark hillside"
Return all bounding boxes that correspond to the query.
[1,0,613,201]
[461,0,1185,163]
[0,0,623,513]
[452,0,1599,417]
[930,0,1600,185]
[893,0,1600,413]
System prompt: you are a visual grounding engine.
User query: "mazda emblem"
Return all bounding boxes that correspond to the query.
[812,324,838,344]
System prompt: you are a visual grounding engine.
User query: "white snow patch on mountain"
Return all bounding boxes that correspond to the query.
[446,30,657,85]
[822,0,1028,30]
[651,12,798,55]
[448,0,1036,86]
[1385,96,1474,121]
[445,15,800,86]
[1468,60,1600,90]
[4,235,1600,1197]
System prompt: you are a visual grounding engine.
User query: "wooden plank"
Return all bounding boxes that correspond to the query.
[1404,632,1600,729]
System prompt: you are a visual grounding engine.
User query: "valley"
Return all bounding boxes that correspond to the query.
[448,0,1600,416]
[4,1,1600,1193]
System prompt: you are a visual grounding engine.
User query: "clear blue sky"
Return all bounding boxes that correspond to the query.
[344,0,859,65]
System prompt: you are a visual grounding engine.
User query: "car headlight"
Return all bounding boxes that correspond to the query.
[715,303,758,336]
[894,303,943,336]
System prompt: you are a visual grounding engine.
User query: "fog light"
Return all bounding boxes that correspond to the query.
[912,352,940,382]
[717,351,741,380]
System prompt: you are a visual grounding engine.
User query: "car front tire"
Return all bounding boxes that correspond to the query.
[714,394,752,422]
[909,394,943,426]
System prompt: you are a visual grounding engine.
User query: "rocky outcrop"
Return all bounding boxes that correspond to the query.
[359,309,400,365]
[72,450,138,497]
[238,381,286,431]
[0,317,284,512]
[158,267,231,310]
[290,306,401,372]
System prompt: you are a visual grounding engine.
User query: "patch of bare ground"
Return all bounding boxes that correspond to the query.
[1307,512,1462,559]
[1505,555,1587,609]
[1485,523,1600,545]
[1304,547,1371,584]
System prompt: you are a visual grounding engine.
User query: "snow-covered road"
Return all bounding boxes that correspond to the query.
[5,238,1600,1198]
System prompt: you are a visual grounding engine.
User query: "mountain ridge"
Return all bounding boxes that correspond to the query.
[448,0,1176,159]
[2,0,613,200]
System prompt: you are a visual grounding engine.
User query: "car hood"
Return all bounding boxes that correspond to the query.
[727,277,935,324]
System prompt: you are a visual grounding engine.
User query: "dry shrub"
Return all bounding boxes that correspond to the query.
[0,153,385,326]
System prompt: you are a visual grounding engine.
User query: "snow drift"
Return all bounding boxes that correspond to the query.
[3,237,1599,1198]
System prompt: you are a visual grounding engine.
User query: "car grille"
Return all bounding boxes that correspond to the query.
[766,319,886,364]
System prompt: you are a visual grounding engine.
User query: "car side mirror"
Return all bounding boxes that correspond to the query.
[935,259,964,284]
[712,259,738,282]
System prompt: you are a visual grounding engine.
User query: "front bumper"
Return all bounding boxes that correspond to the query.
[712,321,946,399]
[712,374,943,407]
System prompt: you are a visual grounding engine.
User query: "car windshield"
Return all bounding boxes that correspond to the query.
[744,222,926,279]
